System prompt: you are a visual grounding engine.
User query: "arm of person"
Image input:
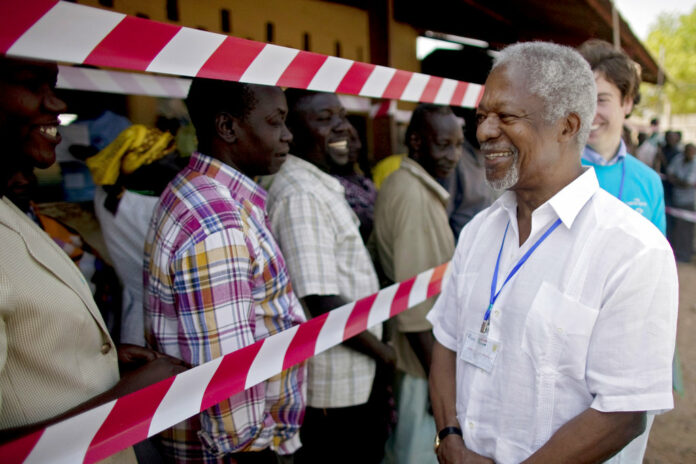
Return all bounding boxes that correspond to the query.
[0,331,188,443]
[405,331,435,376]
[270,193,394,364]
[430,341,493,464]
[520,409,645,464]
[167,228,265,452]
[373,174,453,375]
[0,258,188,445]
[302,293,395,366]
[524,243,678,464]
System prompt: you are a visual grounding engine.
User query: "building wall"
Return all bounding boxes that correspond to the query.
[77,0,421,155]
[78,0,371,61]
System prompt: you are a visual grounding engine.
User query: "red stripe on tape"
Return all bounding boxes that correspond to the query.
[85,16,181,71]
[282,314,327,371]
[427,263,449,299]
[450,81,469,106]
[83,377,176,464]
[374,100,391,118]
[0,429,43,463]
[335,61,375,95]
[276,51,327,89]
[475,85,485,107]
[197,36,265,81]
[420,76,444,103]
[390,277,416,318]
[84,16,180,70]
[344,293,378,340]
[0,0,57,53]
[200,342,263,411]
[382,69,412,100]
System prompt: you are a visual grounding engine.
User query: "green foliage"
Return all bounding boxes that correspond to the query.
[644,8,696,114]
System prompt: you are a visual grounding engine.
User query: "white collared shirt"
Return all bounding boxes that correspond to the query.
[428,167,678,464]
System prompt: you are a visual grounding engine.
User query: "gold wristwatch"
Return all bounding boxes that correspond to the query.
[434,426,463,453]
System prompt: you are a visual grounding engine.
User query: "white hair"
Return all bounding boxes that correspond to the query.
[492,42,597,152]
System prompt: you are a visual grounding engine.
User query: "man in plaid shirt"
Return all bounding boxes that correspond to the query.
[144,79,306,464]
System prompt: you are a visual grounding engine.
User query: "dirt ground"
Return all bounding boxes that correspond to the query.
[644,262,696,463]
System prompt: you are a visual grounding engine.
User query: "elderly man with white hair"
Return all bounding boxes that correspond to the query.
[428,42,678,464]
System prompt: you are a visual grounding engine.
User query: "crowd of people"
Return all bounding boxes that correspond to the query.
[633,122,696,262]
[0,37,681,464]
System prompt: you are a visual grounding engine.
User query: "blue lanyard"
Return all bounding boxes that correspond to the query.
[481,217,563,334]
[617,158,626,201]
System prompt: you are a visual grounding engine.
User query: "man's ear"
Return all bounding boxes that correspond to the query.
[559,112,581,144]
[622,96,634,118]
[215,112,237,143]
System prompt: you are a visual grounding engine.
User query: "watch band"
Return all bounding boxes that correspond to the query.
[434,426,463,453]
[438,426,463,440]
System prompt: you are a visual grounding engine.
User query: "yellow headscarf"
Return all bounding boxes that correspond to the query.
[86,125,176,185]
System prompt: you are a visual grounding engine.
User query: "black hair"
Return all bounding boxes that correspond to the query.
[405,104,455,155]
[185,78,257,154]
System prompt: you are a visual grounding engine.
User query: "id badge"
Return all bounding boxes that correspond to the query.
[460,329,501,373]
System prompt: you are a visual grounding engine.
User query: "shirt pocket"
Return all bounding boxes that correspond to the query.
[521,281,599,380]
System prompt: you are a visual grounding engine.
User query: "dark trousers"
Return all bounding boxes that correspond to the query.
[294,403,387,464]
[223,448,294,464]
[667,203,695,262]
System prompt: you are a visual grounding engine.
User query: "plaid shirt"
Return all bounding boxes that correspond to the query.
[266,155,381,408]
[144,153,306,463]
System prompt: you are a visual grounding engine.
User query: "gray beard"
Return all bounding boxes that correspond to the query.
[486,152,519,191]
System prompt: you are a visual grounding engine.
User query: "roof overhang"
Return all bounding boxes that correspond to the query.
[391,0,662,83]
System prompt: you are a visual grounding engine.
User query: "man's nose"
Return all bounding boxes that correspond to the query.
[477,115,500,143]
[281,123,293,143]
[334,115,351,133]
[44,91,67,114]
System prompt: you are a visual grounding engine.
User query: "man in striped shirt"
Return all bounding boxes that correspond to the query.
[144,79,306,464]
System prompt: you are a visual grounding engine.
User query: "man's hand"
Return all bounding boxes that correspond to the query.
[117,343,190,373]
[110,356,189,398]
[437,435,495,464]
[0,350,189,443]
[376,340,397,367]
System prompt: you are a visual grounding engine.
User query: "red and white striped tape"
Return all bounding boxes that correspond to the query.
[0,263,451,464]
[666,206,696,223]
[57,65,192,98]
[1,0,484,108]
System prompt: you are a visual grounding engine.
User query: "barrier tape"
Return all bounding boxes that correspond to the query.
[1,0,484,108]
[666,206,696,223]
[0,263,451,464]
[56,65,192,98]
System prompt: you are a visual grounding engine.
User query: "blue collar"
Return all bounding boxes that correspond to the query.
[583,139,627,166]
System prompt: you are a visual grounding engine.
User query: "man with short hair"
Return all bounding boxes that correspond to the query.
[578,39,666,234]
[373,103,462,464]
[0,57,187,463]
[429,42,677,464]
[266,89,395,464]
[144,79,306,463]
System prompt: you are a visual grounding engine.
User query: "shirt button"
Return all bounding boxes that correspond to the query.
[556,327,564,334]
[100,342,112,355]
[468,421,475,429]
[494,310,500,317]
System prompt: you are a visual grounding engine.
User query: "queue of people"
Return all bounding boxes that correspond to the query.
[0,38,679,464]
